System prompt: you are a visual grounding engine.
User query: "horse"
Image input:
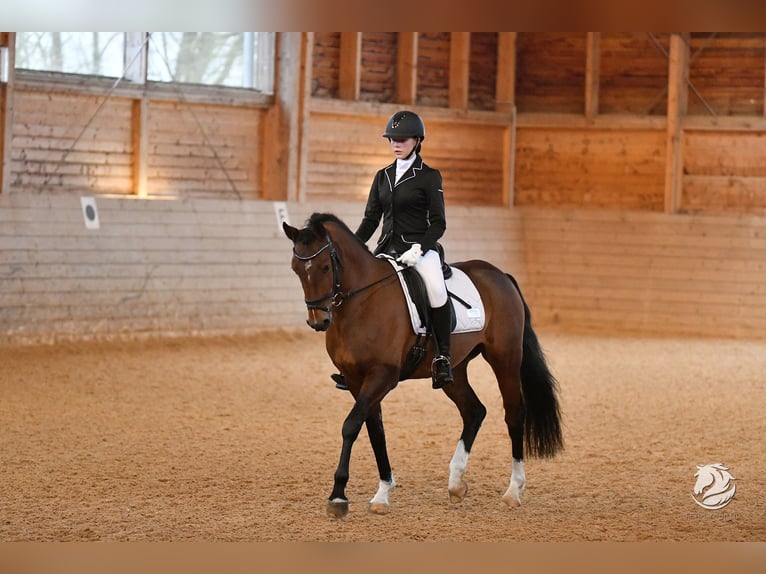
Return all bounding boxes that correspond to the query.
[283,212,563,518]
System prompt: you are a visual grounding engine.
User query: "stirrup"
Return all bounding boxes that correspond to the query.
[431,355,453,389]
[331,373,349,391]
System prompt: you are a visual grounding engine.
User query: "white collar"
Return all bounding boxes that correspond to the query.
[395,154,417,182]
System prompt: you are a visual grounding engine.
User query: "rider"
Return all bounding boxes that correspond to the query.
[332,110,454,391]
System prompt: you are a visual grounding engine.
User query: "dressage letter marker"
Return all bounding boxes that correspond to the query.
[80,196,100,230]
[273,202,289,231]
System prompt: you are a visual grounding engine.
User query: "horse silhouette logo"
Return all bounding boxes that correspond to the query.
[691,463,736,510]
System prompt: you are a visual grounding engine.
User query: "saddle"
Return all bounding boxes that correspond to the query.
[381,246,485,381]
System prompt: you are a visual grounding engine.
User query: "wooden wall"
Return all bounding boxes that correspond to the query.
[3,32,766,344]
[518,207,766,339]
[3,191,764,344]
[11,90,135,194]
[0,193,520,344]
[304,100,511,206]
[9,81,269,200]
[307,32,766,216]
[514,126,667,210]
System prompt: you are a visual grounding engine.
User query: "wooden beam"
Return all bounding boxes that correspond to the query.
[131,98,149,197]
[585,32,600,121]
[495,32,516,114]
[262,33,302,201]
[297,33,314,203]
[396,32,418,105]
[1,33,15,195]
[339,32,361,101]
[665,33,689,214]
[449,32,470,110]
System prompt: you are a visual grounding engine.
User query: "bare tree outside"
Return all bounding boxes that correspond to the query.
[15,32,123,76]
[14,32,275,94]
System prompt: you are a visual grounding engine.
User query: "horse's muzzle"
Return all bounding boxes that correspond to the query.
[307,318,330,332]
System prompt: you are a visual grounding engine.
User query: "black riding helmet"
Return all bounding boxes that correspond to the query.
[383,111,425,158]
[382,110,425,139]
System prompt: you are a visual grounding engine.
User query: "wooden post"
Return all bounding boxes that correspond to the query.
[131,99,149,198]
[339,32,361,101]
[585,32,600,121]
[296,33,314,203]
[664,33,689,214]
[449,32,470,110]
[262,32,302,201]
[0,32,15,195]
[396,32,418,105]
[495,32,516,114]
[124,33,149,198]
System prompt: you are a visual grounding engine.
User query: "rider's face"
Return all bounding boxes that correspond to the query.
[389,137,418,159]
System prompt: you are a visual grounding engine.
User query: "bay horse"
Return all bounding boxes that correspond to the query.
[283,213,563,518]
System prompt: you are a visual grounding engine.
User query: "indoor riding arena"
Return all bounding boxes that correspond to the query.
[1,32,765,543]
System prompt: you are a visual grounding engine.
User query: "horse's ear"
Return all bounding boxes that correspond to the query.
[283,221,298,241]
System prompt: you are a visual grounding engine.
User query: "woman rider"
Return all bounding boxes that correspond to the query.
[332,110,453,390]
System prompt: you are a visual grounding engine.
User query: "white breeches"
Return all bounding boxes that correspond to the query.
[413,249,448,307]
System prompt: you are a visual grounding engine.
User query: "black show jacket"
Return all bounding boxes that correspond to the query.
[355,155,446,256]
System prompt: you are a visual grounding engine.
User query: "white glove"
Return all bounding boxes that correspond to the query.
[397,243,423,267]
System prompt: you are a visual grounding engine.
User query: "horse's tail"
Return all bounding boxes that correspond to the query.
[507,274,564,459]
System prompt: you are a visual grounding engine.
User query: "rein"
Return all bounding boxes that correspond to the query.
[293,236,400,315]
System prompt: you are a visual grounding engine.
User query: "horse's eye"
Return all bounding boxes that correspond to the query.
[322,264,331,273]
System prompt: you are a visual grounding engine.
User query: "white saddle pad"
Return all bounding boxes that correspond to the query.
[382,257,486,335]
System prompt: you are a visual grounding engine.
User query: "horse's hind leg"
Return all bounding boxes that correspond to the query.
[486,345,526,507]
[365,404,396,515]
[441,361,487,503]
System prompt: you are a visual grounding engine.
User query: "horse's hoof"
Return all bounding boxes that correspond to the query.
[368,501,390,515]
[448,482,468,503]
[502,493,522,508]
[326,498,349,518]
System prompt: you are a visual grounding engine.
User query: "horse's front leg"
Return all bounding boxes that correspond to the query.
[327,366,397,518]
[365,404,395,515]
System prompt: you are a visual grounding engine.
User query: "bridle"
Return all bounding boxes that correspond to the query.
[292,235,400,321]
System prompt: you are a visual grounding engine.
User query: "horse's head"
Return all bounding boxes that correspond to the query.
[283,214,345,332]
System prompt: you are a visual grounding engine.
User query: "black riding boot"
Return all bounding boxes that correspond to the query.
[331,373,349,391]
[430,302,454,389]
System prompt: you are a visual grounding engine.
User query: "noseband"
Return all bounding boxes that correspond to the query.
[292,235,401,323]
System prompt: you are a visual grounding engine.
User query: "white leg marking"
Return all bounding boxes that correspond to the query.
[448,440,469,491]
[369,475,396,506]
[502,458,526,507]
[448,440,470,502]
[368,475,396,514]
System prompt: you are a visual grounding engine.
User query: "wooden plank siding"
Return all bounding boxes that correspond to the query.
[0,194,522,345]
[5,32,766,345]
[305,100,508,205]
[10,90,135,194]
[2,192,765,343]
[518,207,766,339]
[515,33,586,114]
[145,100,265,199]
[687,32,766,117]
[681,129,766,215]
[10,87,267,200]
[514,127,667,210]
[599,33,670,115]
[416,33,450,108]
[360,32,396,104]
